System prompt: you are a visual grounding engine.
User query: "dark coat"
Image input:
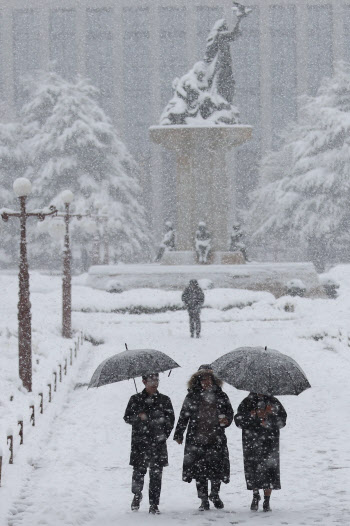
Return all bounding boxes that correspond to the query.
[234,393,287,490]
[182,283,205,312]
[174,373,233,483]
[124,389,175,469]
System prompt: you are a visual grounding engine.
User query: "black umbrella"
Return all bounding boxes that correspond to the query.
[211,346,311,396]
[88,347,180,390]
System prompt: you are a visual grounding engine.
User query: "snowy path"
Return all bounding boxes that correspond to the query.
[4,289,350,525]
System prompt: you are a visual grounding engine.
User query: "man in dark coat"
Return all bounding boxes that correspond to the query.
[181,280,205,338]
[234,392,287,512]
[174,365,233,511]
[124,373,175,514]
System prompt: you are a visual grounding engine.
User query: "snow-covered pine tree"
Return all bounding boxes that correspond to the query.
[20,71,150,266]
[0,122,25,266]
[250,62,350,269]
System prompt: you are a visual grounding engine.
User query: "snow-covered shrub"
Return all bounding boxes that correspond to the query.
[286,279,306,297]
[320,275,340,299]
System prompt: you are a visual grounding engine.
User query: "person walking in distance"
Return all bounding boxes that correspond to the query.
[124,373,175,514]
[174,365,233,511]
[234,392,287,512]
[181,279,205,338]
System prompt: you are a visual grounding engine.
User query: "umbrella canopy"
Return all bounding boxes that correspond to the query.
[88,348,180,388]
[211,346,311,396]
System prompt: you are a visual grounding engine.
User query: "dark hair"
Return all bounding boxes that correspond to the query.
[142,373,159,381]
[188,369,222,391]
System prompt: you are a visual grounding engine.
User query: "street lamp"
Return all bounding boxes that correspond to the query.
[1,178,57,391]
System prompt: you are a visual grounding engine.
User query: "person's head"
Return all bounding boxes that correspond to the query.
[142,373,159,394]
[189,279,199,288]
[188,365,222,392]
[198,221,206,230]
[165,221,173,231]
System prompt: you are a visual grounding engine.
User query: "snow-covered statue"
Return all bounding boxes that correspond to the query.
[160,2,252,126]
[155,221,176,262]
[229,222,248,261]
[195,221,212,264]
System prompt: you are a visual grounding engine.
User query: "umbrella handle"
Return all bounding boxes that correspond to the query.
[168,370,172,377]
[133,378,138,393]
[125,343,128,350]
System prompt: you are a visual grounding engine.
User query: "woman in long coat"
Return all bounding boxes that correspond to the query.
[234,392,287,512]
[174,365,233,511]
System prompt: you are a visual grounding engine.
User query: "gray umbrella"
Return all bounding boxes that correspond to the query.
[88,348,180,389]
[211,346,311,396]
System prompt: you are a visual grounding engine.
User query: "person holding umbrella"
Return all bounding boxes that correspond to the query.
[89,346,179,515]
[234,392,287,512]
[174,365,233,511]
[211,346,311,513]
[124,372,175,515]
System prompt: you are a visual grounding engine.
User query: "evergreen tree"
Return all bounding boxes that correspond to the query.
[250,62,350,269]
[0,122,25,266]
[20,71,150,265]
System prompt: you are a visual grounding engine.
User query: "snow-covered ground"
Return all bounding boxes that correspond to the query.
[1,266,350,525]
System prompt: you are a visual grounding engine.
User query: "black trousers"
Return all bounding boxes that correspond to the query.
[196,479,221,500]
[132,467,163,506]
[188,309,201,336]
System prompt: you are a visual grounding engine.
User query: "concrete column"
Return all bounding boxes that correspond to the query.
[259,3,272,152]
[296,2,308,109]
[0,8,15,121]
[150,125,252,252]
[40,7,50,70]
[333,1,343,64]
[112,3,124,132]
[76,5,86,76]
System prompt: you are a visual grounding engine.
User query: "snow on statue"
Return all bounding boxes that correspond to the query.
[195,222,212,264]
[155,221,176,262]
[160,2,252,126]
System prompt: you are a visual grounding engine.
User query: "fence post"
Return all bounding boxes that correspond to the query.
[39,393,43,414]
[64,358,67,376]
[74,342,77,358]
[70,348,73,366]
[59,364,62,382]
[7,433,13,464]
[18,419,24,445]
[0,450,2,486]
[30,404,35,426]
[53,371,57,392]
[47,383,52,402]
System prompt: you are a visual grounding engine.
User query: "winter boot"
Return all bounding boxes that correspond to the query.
[198,499,210,511]
[131,493,142,511]
[263,496,271,512]
[209,494,224,509]
[250,492,261,511]
[149,504,160,514]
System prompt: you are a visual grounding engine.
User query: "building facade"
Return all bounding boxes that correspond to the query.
[0,0,348,236]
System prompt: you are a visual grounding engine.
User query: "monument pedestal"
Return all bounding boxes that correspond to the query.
[150,125,252,254]
[161,250,245,265]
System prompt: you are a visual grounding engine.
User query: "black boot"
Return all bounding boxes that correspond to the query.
[209,494,224,509]
[149,504,160,514]
[131,493,142,511]
[250,492,261,511]
[198,499,210,511]
[263,496,271,512]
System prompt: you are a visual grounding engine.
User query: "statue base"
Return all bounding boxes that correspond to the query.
[161,251,245,265]
[150,125,252,251]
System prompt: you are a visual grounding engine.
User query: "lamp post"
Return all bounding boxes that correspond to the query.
[50,191,97,338]
[50,190,80,339]
[1,178,57,391]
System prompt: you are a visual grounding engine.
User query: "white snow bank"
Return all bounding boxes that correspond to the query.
[73,287,275,313]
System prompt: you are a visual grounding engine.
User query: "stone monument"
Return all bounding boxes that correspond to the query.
[150,2,253,264]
